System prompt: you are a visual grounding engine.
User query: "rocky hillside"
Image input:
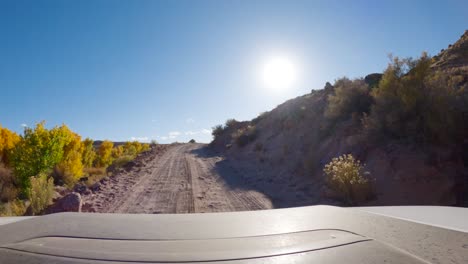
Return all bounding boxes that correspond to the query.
[211,31,468,207]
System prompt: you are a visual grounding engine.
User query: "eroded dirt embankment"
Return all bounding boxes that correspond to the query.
[81,144,273,213]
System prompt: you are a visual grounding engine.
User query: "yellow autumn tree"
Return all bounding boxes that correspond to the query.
[0,125,20,166]
[96,140,114,167]
[81,138,96,168]
[54,125,84,186]
[112,145,124,159]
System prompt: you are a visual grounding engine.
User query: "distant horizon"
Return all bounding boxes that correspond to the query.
[2,0,467,143]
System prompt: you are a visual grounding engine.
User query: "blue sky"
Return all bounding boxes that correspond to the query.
[1,0,467,143]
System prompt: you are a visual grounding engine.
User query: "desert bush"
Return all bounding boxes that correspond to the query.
[0,199,26,216]
[365,52,464,144]
[233,125,257,147]
[211,125,224,139]
[122,141,148,157]
[10,122,68,194]
[28,173,54,215]
[150,140,158,145]
[111,155,133,169]
[0,165,18,202]
[0,125,20,166]
[140,143,151,152]
[81,138,96,168]
[136,142,150,153]
[189,139,196,143]
[122,142,137,157]
[225,118,238,129]
[112,145,124,159]
[325,77,373,121]
[55,125,84,186]
[95,140,114,167]
[323,154,373,205]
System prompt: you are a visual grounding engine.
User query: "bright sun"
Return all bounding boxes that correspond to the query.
[261,56,297,91]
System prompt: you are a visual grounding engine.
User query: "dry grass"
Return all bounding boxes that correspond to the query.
[0,164,19,202]
[0,199,26,216]
[82,167,107,186]
[28,173,54,215]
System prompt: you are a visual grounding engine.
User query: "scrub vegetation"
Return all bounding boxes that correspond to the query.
[210,31,468,206]
[0,122,150,215]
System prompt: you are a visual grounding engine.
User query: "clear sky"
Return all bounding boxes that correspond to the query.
[1,0,467,143]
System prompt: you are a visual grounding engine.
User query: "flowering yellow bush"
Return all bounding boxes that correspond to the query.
[323,154,373,205]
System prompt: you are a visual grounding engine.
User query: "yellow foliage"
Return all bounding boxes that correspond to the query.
[81,138,96,168]
[96,140,114,167]
[122,141,149,157]
[0,125,20,166]
[324,154,373,205]
[112,145,124,159]
[55,125,84,186]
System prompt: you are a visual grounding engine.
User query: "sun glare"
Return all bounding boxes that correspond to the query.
[261,56,297,92]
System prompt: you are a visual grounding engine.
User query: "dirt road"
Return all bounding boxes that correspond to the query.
[82,144,273,213]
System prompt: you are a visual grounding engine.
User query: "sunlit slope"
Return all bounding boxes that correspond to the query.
[210,31,468,207]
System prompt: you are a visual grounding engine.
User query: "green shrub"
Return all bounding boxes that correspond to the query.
[10,122,68,195]
[363,52,463,145]
[189,139,196,143]
[323,154,373,205]
[325,77,373,121]
[28,173,54,215]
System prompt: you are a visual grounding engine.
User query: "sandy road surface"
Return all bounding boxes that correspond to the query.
[82,144,273,213]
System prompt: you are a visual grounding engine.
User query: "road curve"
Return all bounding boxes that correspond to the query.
[82,144,273,213]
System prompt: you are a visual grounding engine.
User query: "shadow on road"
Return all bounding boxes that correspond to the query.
[190,145,322,209]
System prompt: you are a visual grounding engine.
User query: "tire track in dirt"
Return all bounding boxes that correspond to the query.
[83,143,273,213]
